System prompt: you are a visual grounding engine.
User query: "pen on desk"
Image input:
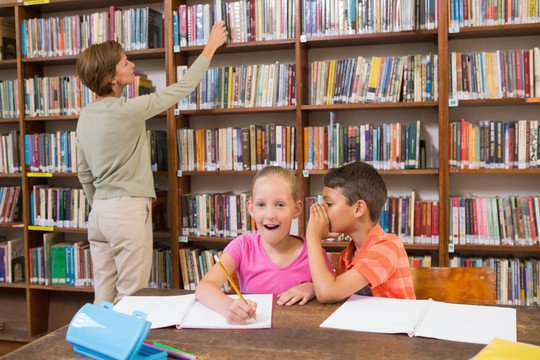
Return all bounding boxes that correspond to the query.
[213,254,257,320]
[144,342,198,360]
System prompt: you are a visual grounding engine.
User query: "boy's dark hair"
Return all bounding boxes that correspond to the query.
[76,40,123,97]
[324,161,387,222]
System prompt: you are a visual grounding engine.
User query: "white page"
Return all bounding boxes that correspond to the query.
[113,293,273,330]
[320,295,427,334]
[113,294,196,329]
[415,301,517,344]
[180,294,273,329]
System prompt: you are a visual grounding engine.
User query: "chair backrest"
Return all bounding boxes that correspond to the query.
[327,252,341,276]
[411,266,496,304]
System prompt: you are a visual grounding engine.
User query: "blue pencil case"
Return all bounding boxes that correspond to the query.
[66,301,166,360]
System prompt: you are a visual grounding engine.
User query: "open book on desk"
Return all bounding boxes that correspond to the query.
[113,293,272,330]
[320,295,516,345]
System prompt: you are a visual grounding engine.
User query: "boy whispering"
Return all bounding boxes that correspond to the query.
[306,161,416,303]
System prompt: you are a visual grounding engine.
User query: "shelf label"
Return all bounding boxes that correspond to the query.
[174,109,180,116]
[448,242,454,253]
[300,35,307,43]
[448,98,459,107]
[27,172,53,177]
[173,45,181,53]
[302,170,309,178]
[178,236,188,243]
[177,170,182,178]
[28,225,54,231]
[448,26,460,34]
[24,0,50,5]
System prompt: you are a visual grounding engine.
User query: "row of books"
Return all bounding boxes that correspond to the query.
[23,130,166,174]
[409,255,432,267]
[24,132,77,174]
[449,48,540,100]
[449,119,540,169]
[306,192,439,245]
[179,248,231,291]
[383,198,439,245]
[310,54,439,105]
[148,130,168,172]
[27,233,171,288]
[0,238,24,283]
[449,256,540,306]
[0,186,21,224]
[176,125,297,172]
[0,130,21,174]
[148,246,172,289]
[174,0,295,47]
[0,80,19,119]
[176,63,296,110]
[21,6,163,58]
[30,186,89,229]
[179,248,435,292]
[303,0,437,37]
[122,73,153,99]
[0,17,15,61]
[180,192,255,238]
[450,196,540,246]
[303,119,422,170]
[449,0,540,29]
[24,75,96,117]
[28,233,93,287]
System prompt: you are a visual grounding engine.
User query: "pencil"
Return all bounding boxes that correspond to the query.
[213,254,256,320]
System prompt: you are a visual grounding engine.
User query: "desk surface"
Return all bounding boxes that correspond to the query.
[5,289,540,360]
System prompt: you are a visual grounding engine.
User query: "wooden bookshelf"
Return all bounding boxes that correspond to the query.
[0,0,539,350]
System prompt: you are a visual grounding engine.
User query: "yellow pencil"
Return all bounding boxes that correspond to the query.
[213,255,256,320]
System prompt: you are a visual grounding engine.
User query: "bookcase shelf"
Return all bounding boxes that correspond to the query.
[21,48,166,64]
[449,169,540,174]
[28,284,94,292]
[178,106,296,115]
[450,23,540,39]
[0,0,539,350]
[0,222,23,228]
[301,102,439,111]
[0,283,26,289]
[307,169,439,176]
[304,29,438,47]
[454,245,540,253]
[0,118,19,124]
[179,170,258,176]
[24,116,79,122]
[177,39,296,55]
[0,59,16,69]
[456,99,540,106]
[0,174,21,179]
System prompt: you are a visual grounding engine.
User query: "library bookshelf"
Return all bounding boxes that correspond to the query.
[0,0,538,352]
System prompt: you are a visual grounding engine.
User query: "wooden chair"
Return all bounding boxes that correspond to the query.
[411,266,496,304]
[327,252,342,276]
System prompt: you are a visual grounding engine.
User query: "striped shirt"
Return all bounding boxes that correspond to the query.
[340,223,416,299]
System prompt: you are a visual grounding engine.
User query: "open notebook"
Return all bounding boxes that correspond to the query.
[320,295,516,345]
[113,293,273,329]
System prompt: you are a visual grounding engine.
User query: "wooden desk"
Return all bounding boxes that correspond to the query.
[5,289,540,359]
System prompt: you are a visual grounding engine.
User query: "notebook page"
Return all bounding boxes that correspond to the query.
[180,294,273,329]
[113,294,196,329]
[415,301,517,344]
[320,295,428,334]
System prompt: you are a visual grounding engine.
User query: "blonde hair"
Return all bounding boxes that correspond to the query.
[252,166,299,202]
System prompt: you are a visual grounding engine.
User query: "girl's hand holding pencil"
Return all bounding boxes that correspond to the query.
[214,255,258,324]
